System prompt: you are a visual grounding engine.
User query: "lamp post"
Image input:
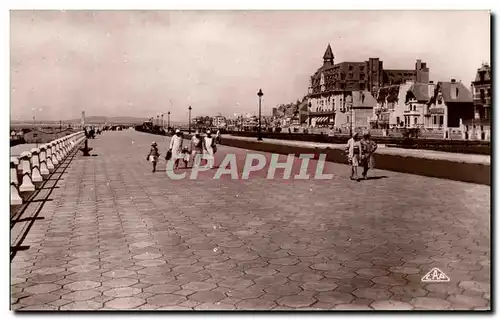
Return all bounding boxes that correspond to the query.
[257,89,263,141]
[157,114,160,127]
[350,99,353,136]
[161,113,164,129]
[188,106,192,134]
[167,111,171,131]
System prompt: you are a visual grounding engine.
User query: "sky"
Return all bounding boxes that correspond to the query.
[10,10,490,122]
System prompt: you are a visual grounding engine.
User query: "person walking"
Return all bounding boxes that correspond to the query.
[168,129,183,170]
[216,129,221,144]
[190,130,204,167]
[360,131,378,179]
[146,142,161,173]
[203,129,216,169]
[346,132,362,180]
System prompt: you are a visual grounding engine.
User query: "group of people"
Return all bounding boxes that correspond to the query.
[346,131,378,180]
[84,127,101,139]
[147,129,218,173]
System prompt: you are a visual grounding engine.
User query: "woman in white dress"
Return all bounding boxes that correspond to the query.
[168,129,184,170]
[203,130,216,169]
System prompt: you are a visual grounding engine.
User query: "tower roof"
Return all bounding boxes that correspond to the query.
[323,43,334,61]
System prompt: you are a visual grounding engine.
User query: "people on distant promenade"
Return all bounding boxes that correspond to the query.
[360,131,378,180]
[190,130,204,168]
[146,142,160,173]
[168,128,183,170]
[346,132,362,180]
[203,130,217,169]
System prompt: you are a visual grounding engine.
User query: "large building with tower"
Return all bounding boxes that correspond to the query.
[307,43,429,129]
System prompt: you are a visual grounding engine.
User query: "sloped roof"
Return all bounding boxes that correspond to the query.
[408,83,433,102]
[298,99,309,112]
[352,91,377,107]
[474,63,491,82]
[438,81,472,103]
[377,85,401,103]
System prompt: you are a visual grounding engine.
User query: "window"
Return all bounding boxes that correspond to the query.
[439,116,444,126]
[360,66,364,71]
[433,116,437,125]
[480,89,485,103]
[348,73,353,79]
[349,65,353,71]
[341,74,346,80]
[414,118,417,125]
[487,88,491,97]
[360,83,365,90]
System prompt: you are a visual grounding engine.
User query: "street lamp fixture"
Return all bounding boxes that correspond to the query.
[167,111,171,131]
[257,89,263,141]
[188,106,192,134]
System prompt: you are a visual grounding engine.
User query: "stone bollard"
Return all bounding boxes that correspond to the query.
[11,157,23,206]
[46,143,55,171]
[59,139,67,159]
[64,137,70,153]
[55,140,63,163]
[39,145,50,177]
[19,151,35,193]
[30,148,44,186]
[50,142,60,166]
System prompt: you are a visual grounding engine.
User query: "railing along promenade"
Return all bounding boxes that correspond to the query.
[10,131,86,209]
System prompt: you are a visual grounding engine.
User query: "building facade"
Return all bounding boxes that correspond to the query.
[472,63,492,119]
[307,44,429,128]
[212,115,227,129]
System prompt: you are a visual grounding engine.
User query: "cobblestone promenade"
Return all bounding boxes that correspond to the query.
[11,130,490,310]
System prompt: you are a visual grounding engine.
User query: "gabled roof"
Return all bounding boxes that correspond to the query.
[438,81,472,103]
[407,83,433,102]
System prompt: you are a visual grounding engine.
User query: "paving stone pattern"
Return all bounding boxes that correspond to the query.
[11,130,490,311]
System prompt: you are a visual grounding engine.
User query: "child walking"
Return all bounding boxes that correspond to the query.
[181,146,190,168]
[146,142,161,173]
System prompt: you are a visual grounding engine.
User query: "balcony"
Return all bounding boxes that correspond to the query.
[428,107,445,115]
[473,98,491,106]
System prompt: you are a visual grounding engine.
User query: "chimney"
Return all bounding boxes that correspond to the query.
[451,79,456,83]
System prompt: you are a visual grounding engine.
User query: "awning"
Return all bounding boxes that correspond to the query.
[318,117,329,124]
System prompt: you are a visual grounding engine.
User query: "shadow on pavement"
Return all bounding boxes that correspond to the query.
[365,175,389,180]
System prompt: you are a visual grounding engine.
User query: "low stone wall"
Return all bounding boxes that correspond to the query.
[227,131,491,155]
[219,136,490,186]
